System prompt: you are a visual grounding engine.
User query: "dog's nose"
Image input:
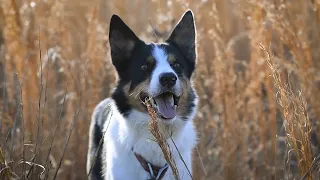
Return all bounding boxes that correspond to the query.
[159,73,177,88]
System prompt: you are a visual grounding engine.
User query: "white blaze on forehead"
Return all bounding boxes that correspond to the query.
[152,44,168,64]
[151,44,175,74]
[149,44,181,96]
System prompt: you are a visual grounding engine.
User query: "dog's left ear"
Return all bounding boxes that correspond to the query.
[166,10,196,63]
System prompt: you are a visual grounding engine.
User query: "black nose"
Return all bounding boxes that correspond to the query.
[159,73,177,88]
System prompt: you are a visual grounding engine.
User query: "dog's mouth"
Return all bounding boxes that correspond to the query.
[139,91,180,120]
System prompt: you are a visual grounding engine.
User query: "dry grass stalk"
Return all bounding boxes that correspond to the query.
[260,44,313,180]
[210,2,242,179]
[0,148,13,180]
[144,98,180,180]
[1,0,40,139]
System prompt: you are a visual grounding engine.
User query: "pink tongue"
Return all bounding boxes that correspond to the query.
[154,96,177,119]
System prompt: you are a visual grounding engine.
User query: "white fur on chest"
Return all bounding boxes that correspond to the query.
[102,103,196,180]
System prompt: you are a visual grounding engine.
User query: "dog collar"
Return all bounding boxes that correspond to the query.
[132,149,169,180]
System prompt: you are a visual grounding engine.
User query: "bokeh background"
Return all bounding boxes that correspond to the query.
[0,0,320,179]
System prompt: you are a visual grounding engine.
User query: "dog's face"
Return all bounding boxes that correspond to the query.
[110,10,197,122]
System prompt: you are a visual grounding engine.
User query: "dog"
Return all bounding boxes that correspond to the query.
[86,10,198,180]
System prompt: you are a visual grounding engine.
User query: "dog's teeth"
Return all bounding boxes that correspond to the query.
[170,95,174,106]
[151,98,158,108]
[174,96,179,106]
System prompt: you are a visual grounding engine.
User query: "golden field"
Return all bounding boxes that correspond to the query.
[0,0,320,179]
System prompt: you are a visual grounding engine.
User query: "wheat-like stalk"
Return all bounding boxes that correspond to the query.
[144,98,180,180]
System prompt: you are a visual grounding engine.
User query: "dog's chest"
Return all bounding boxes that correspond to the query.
[104,111,196,180]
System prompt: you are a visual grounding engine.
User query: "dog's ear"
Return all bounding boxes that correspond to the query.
[109,15,140,76]
[166,10,196,63]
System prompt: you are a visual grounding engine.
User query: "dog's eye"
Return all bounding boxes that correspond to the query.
[140,65,148,71]
[172,62,180,69]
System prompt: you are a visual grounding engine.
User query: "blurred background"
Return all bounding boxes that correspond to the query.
[0,0,320,179]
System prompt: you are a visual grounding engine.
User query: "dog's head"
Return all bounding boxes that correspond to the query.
[110,10,197,122]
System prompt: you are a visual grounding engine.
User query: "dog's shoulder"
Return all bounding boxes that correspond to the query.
[92,98,115,129]
[87,98,115,180]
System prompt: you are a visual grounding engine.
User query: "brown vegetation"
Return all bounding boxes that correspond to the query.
[0,0,320,179]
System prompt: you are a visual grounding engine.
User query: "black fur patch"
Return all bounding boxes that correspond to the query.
[182,89,197,120]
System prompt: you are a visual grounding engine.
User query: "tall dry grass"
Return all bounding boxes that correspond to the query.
[0,0,320,179]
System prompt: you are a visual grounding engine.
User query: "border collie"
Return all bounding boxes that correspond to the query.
[87,10,198,180]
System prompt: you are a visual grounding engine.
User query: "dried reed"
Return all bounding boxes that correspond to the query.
[260,44,313,180]
[144,98,180,180]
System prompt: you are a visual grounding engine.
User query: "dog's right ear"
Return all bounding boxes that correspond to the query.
[166,10,196,65]
[109,15,140,76]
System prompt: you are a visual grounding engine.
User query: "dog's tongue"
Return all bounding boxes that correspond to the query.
[154,94,177,119]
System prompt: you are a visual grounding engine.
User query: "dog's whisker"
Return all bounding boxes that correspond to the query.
[129,87,144,98]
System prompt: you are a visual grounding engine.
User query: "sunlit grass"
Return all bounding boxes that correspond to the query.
[0,0,319,179]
